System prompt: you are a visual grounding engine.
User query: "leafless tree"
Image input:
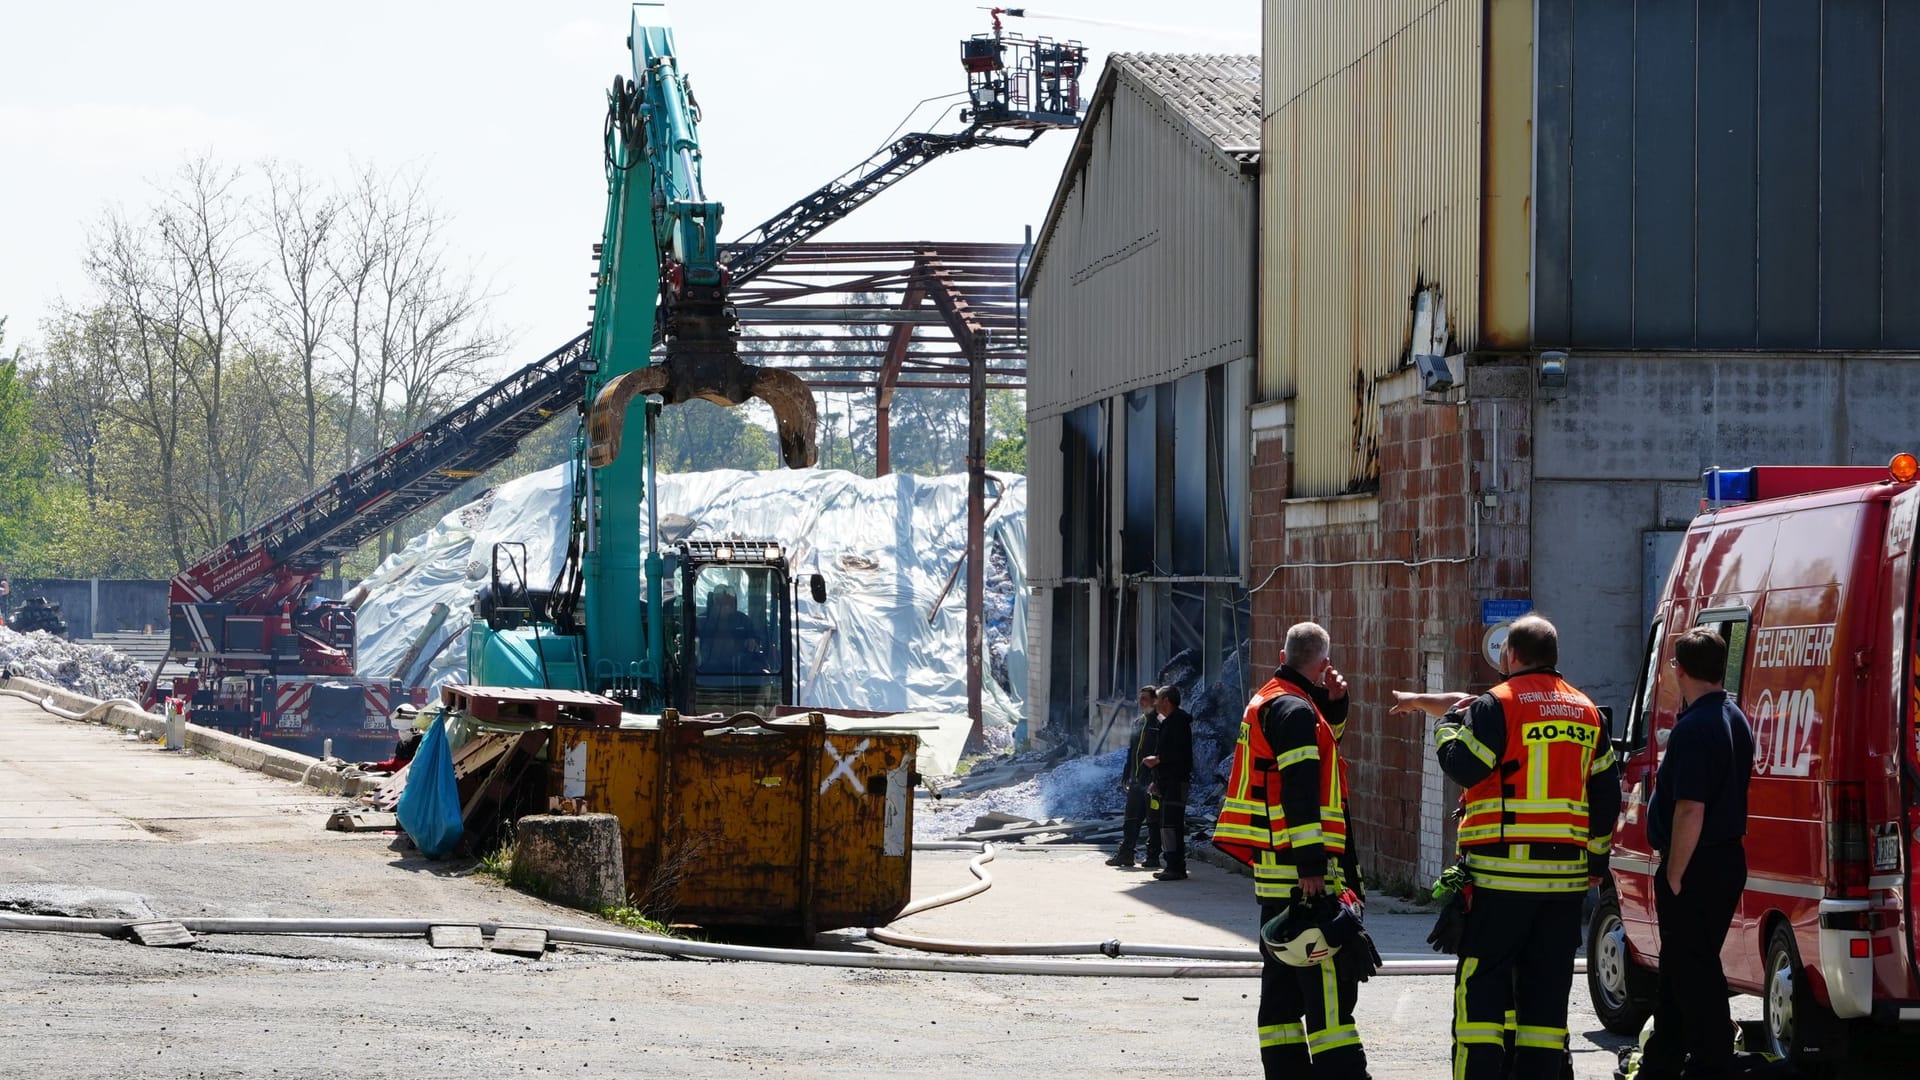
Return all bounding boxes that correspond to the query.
[85,204,197,565]
[151,155,259,546]
[259,159,341,488]
[328,164,503,476]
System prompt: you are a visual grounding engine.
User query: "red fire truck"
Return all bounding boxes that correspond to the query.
[1588,454,1920,1068]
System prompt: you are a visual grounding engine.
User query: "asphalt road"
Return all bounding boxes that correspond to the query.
[0,696,1831,1078]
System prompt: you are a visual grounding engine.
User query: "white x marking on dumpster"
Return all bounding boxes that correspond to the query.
[820,738,871,794]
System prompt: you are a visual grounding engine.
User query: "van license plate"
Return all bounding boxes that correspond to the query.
[1874,829,1901,871]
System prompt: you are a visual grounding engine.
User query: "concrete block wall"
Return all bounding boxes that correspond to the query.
[1530,352,1920,711]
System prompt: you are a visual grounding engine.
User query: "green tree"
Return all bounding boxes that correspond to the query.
[655,399,777,472]
[0,330,58,573]
[985,389,1026,473]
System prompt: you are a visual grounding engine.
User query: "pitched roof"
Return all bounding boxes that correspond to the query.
[1023,53,1261,292]
[1106,52,1262,161]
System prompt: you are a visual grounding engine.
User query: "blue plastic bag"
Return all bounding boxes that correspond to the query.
[396,716,464,858]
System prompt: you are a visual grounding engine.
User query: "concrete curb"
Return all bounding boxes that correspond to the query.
[0,676,378,798]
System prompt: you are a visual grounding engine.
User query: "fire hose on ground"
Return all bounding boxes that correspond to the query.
[0,686,146,722]
[0,839,1583,979]
[0,689,1584,978]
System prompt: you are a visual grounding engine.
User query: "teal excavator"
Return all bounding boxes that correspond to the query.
[466,3,1085,719]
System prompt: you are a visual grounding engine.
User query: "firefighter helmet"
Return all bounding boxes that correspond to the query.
[1260,893,1362,967]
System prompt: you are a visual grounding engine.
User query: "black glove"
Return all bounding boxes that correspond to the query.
[1336,928,1384,983]
[1427,890,1468,955]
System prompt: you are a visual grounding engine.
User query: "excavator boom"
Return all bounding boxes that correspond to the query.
[597,5,817,468]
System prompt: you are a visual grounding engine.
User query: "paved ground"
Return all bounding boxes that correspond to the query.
[0,696,1770,1078]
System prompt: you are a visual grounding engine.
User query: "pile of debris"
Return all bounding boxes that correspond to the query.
[0,627,151,701]
[914,643,1255,846]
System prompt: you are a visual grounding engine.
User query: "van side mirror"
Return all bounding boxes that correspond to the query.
[809,574,827,603]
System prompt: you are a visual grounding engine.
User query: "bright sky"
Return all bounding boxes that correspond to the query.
[0,0,1258,364]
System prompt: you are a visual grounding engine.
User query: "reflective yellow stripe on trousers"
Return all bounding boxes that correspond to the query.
[1258,1021,1306,1048]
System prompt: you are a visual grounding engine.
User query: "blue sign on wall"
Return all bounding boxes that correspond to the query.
[1481,598,1533,625]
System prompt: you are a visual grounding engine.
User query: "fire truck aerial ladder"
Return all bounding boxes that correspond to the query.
[156,4,1084,751]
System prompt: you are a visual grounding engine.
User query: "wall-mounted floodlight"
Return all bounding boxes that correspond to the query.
[1538,350,1568,389]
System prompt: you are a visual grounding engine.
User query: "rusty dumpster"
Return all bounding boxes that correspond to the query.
[548,711,916,934]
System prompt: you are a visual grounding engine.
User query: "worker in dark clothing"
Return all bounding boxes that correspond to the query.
[1398,615,1619,1080]
[1107,685,1164,868]
[1144,684,1193,881]
[1638,628,1752,1080]
[1215,621,1368,1078]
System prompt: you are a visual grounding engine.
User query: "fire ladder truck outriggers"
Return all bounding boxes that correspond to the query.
[152,8,1083,758]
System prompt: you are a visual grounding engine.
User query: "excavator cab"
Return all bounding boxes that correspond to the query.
[670,540,794,717]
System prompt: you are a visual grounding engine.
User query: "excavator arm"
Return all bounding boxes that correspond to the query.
[591,4,816,469]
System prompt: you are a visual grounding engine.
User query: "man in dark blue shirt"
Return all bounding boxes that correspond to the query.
[1107,686,1163,868]
[1143,685,1194,881]
[1641,627,1753,1079]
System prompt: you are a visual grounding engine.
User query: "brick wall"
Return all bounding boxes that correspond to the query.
[1245,364,1533,889]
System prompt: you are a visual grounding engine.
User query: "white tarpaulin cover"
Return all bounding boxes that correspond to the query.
[353,465,1027,741]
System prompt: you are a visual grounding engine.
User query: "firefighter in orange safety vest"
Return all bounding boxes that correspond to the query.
[1213,621,1371,1080]
[1392,614,1619,1080]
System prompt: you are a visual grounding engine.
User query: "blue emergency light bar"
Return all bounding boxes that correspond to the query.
[1702,467,1752,503]
[1703,462,1904,505]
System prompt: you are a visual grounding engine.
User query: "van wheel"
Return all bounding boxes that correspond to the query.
[1764,922,1846,1072]
[1587,891,1655,1034]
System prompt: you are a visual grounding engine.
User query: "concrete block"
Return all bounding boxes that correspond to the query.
[489,926,549,957]
[429,924,484,949]
[512,813,625,911]
[127,920,195,948]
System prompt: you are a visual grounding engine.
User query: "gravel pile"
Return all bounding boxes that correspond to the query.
[0,627,152,701]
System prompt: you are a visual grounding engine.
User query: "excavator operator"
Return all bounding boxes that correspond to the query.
[697,588,760,673]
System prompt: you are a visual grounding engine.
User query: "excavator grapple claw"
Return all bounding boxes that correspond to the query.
[587,347,818,470]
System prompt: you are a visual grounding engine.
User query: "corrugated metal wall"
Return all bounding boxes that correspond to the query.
[1026,76,1257,422]
[1260,0,1484,496]
[1535,0,1920,350]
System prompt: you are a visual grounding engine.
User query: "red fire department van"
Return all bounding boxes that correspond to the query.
[1587,454,1920,1068]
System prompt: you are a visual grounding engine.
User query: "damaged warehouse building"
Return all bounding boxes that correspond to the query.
[1028,1,1920,889]
[1022,52,1261,755]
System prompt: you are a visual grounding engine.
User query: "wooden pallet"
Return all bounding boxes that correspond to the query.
[439,684,622,728]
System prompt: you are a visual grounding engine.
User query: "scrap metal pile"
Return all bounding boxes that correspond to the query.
[0,627,151,701]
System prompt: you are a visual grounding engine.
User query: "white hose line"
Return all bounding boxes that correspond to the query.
[895,840,997,918]
[0,911,1257,977]
[0,912,1498,978]
[0,685,150,722]
[885,840,1587,976]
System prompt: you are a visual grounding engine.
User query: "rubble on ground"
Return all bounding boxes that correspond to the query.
[0,627,152,701]
[914,643,1253,845]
